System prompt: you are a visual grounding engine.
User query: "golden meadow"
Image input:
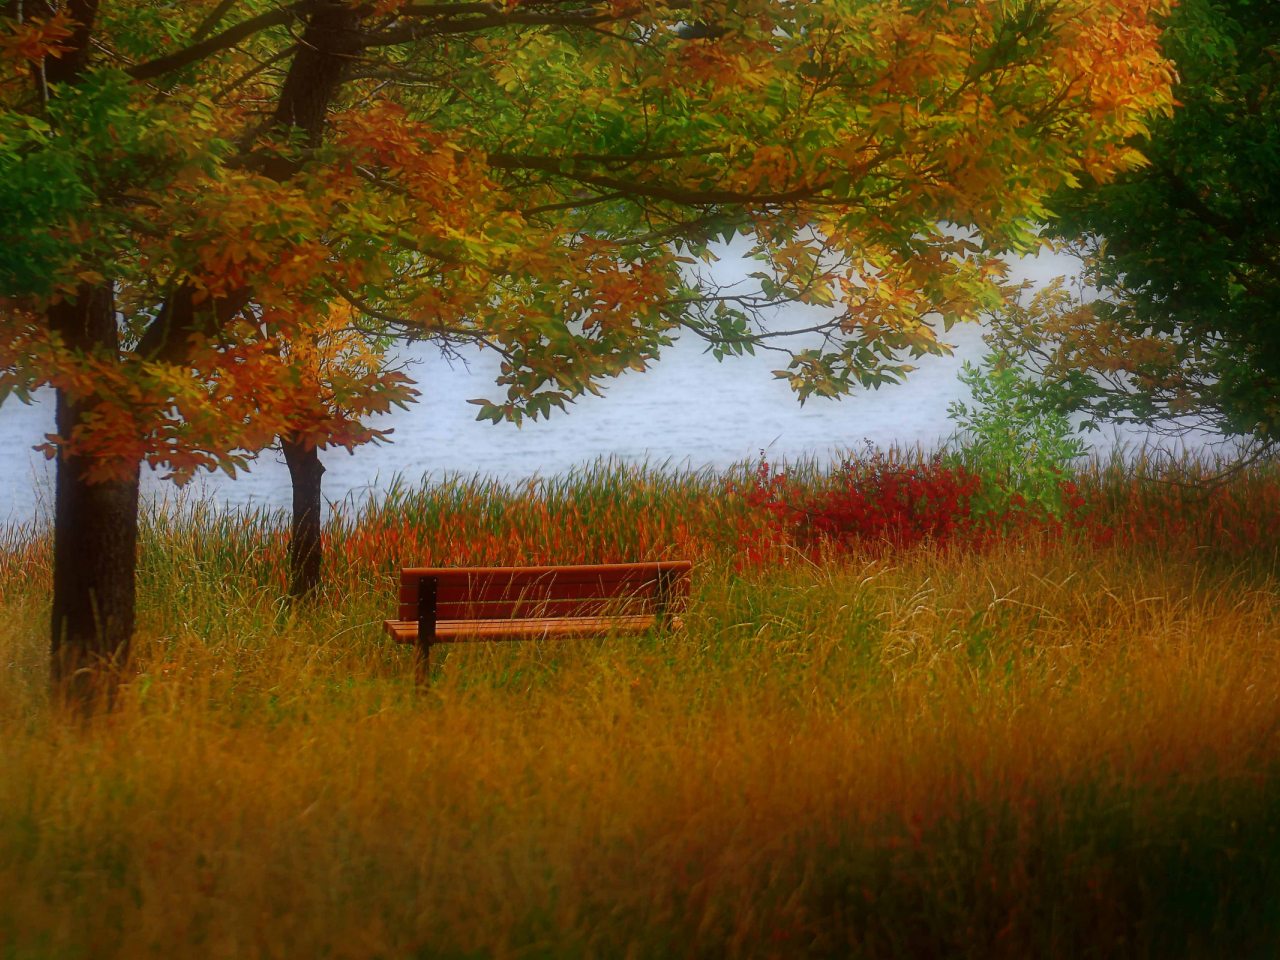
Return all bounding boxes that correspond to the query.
[4,452,1280,959]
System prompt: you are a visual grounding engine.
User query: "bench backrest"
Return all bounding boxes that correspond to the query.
[397,561,692,622]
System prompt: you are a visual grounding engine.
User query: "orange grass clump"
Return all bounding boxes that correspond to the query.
[2,455,1280,958]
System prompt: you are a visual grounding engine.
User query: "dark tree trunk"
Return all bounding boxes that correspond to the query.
[282,434,325,600]
[50,410,140,706]
[269,5,362,604]
[274,4,364,146]
[272,4,356,603]
[48,283,139,708]
[40,0,100,84]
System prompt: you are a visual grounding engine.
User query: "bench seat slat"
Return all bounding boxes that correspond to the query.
[399,561,690,585]
[396,578,668,606]
[384,614,659,644]
[396,563,693,624]
[398,597,655,623]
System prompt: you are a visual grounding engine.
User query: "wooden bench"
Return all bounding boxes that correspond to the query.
[384,561,693,680]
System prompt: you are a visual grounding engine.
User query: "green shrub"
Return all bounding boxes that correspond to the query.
[946,351,1087,522]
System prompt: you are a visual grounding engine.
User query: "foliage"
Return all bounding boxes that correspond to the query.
[728,444,1280,566]
[5,459,1280,955]
[990,0,1280,442]
[0,0,1181,484]
[945,350,1088,521]
[733,452,984,561]
[9,447,1280,609]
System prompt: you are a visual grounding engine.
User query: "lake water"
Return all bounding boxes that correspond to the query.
[0,249,1224,524]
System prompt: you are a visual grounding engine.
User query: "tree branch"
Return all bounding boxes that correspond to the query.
[134,283,254,363]
[362,4,628,46]
[127,1,318,81]
[213,42,299,101]
[192,0,241,43]
[487,153,820,206]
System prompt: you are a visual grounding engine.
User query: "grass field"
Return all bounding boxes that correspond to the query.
[3,453,1280,958]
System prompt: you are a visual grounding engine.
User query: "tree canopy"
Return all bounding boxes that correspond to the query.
[991,0,1280,443]
[2,0,1179,477]
[0,0,1177,699]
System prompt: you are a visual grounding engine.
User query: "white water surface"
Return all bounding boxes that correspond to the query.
[0,249,1227,524]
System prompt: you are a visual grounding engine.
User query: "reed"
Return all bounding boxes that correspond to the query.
[3,452,1280,958]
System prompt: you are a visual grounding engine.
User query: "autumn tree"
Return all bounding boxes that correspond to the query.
[0,0,1175,706]
[987,0,1280,447]
[272,307,420,600]
[271,0,1186,594]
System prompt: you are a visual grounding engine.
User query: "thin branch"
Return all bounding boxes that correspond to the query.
[325,277,506,352]
[398,0,605,16]
[192,0,241,43]
[213,42,299,101]
[521,191,629,215]
[487,153,821,206]
[128,1,317,81]
[362,5,629,46]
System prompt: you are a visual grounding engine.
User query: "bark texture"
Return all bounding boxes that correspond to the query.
[282,434,326,600]
[274,3,364,145]
[48,283,140,707]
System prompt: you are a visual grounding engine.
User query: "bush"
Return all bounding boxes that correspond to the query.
[945,351,1088,524]
[734,450,984,561]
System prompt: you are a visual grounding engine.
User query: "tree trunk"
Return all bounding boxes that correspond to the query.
[282,434,325,601]
[274,4,364,146]
[48,283,140,709]
[272,4,354,604]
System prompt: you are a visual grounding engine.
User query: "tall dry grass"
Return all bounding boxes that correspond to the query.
[3,455,1280,958]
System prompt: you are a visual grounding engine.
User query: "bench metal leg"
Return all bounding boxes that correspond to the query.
[415,638,432,687]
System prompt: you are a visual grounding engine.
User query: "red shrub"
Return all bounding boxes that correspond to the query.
[732,453,1095,565]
